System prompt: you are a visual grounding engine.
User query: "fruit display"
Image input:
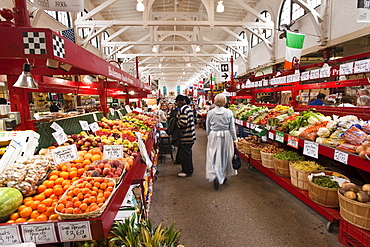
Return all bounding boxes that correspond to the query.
[289,161,324,172]
[0,154,55,196]
[55,177,115,219]
[309,171,348,189]
[0,187,23,222]
[274,151,304,161]
[85,159,127,180]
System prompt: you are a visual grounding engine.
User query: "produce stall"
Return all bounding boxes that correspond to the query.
[233,103,370,246]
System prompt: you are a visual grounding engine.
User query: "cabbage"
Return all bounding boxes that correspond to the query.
[317,127,331,137]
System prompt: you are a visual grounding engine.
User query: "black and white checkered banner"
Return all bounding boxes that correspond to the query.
[52,34,65,58]
[23,32,46,55]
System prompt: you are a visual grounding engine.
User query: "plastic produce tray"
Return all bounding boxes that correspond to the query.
[339,219,370,247]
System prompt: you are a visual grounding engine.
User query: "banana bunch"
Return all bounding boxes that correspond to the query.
[274,105,290,112]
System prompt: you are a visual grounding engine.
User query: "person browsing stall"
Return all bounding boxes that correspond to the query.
[308,93,327,106]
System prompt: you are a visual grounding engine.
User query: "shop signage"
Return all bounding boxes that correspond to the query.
[50,122,64,133]
[320,66,331,78]
[34,0,84,12]
[21,223,57,244]
[58,222,92,242]
[275,132,284,143]
[287,135,299,149]
[117,110,124,119]
[51,144,78,165]
[109,108,115,116]
[0,225,21,244]
[301,71,310,81]
[104,145,123,159]
[125,105,132,113]
[135,132,152,168]
[268,131,274,140]
[309,69,320,80]
[93,113,98,122]
[89,122,100,133]
[303,140,319,159]
[354,59,370,73]
[108,66,134,85]
[334,150,349,165]
[339,62,354,75]
[52,131,68,145]
[79,120,89,131]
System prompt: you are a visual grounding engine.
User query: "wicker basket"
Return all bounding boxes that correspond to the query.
[242,141,253,155]
[250,143,268,160]
[289,165,319,190]
[260,151,275,169]
[238,141,246,153]
[55,177,116,220]
[338,191,370,231]
[83,159,127,183]
[308,171,349,208]
[272,157,291,178]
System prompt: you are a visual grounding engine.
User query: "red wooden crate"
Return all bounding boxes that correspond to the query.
[339,219,370,247]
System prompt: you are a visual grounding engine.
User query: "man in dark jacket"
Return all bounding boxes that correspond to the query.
[175,95,196,177]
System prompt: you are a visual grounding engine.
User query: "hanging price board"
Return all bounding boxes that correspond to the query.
[117,110,124,119]
[89,122,100,133]
[109,108,115,116]
[50,122,64,132]
[79,120,90,131]
[0,225,21,244]
[268,131,274,140]
[51,144,79,165]
[275,132,284,143]
[93,113,98,122]
[287,135,299,149]
[125,105,132,113]
[103,145,124,159]
[58,221,92,242]
[303,140,319,159]
[334,150,349,165]
[52,131,68,146]
[135,132,152,168]
[21,223,57,244]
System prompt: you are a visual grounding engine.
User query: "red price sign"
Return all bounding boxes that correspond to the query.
[287,136,299,149]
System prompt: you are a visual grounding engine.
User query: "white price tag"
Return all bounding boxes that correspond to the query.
[79,120,90,130]
[21,223,57,244]
[117,110,124,119]
[89,122,100,133]
[51,144,79,165]
[268,132,274,140]
[103,145,124,159]
[334,150,349,165]
[135,132,152,168]
[125,105,132,113]
[50,122,64,132]
[0,225,21,244]
[58,221,92,242]
[261,135,267,142]
[52,131,68,146]
[275,132,284,143]
[109,108,115,116]
[250,124,255,129]
[93,113,98,122]
[303,140,319,159]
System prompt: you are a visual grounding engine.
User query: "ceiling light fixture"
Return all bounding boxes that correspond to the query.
[196,46,200,52]
[14,63,39,89]
[188,63,191,67]
[158,63,162,68]
[216,0,224,13]
[136,0,145,12]
[129,91,135,95]
[152,45,157,52]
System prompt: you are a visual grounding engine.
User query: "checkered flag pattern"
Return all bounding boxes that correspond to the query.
[53,34,65,58]
[23,32,46,55]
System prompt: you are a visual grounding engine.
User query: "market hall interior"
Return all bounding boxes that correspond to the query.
[150,128,339,247]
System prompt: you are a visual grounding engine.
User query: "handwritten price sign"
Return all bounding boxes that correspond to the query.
[50,122,64,132]
[268,132,274,140]
[103,145,123,159]
[21,223,57,244]
[51,144,79,165]
[125,105,132,113]
[287,135,299,149]
[117,110,124,119]
[275,132,284,143]
[52,131,68,145]
[58,222,92,242]
[0,225,21,244]
[79,120,90,131]
[303,140,319,159]
[89,122,100,133]
[334,150,349,165]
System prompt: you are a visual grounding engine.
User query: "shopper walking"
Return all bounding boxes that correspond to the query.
[158,103,168,128]
[205,94,238,190]
[175,95,196,178]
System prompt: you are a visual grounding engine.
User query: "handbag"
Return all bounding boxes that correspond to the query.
[232,147,241,170]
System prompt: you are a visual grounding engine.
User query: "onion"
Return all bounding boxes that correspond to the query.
[356,145,365,154]
[359,150,367,160]
[363,184,370,192]
[367,135,370,141]
[362,141,370,148]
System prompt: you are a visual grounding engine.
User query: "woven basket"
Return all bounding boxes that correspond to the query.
[338,191,370,231]
[83,159,127,183]
[242,141,254,154]
[55,177,116,220]
[289,165,321,191]
[237,141,246,153]
[308,171,349,208]
[250,143,268,160]
[260,151,275,169]
[272,157,291,178]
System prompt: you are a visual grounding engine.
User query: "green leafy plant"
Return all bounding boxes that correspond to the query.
[110,214,181,247]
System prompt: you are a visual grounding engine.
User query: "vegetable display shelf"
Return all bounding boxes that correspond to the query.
[239,152,341,224]
[235,119,370,174]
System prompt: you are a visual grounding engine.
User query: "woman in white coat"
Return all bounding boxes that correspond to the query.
[205,94,238,190]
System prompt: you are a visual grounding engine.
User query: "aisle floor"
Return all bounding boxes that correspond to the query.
[150,128,341,247]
